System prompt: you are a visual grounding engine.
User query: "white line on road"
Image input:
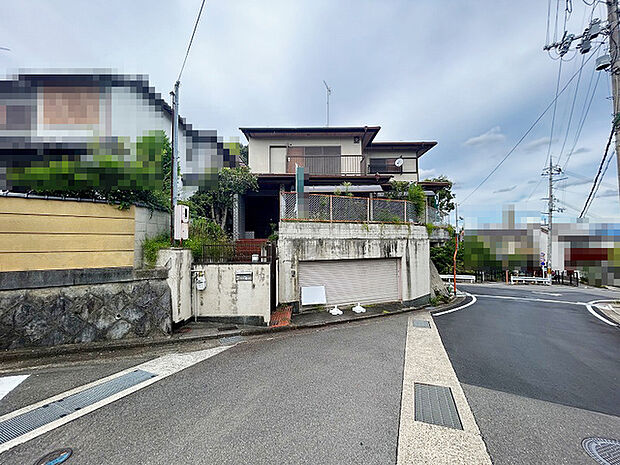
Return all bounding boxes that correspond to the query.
[0,376,28,403]
[585,300,619,327]
[532,291,563,297]
[472,294,584,306]
[0,346,231,454]
[433,293,477,316]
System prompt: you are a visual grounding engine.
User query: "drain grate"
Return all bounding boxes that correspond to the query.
[582,437,620,465]
[412,319,431,328]
[0,369,154,445]
[219,336,244,345]
[414,383,463,430]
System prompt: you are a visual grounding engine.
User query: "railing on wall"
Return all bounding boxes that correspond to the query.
[285,155,364,176]
[197,241,275,264]
[280,192,421,224]
[426,205,448,225]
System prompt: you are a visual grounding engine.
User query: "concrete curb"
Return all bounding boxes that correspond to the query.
[0,297,463,364]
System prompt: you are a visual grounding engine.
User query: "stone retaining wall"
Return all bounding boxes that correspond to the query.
[0,269,171,350]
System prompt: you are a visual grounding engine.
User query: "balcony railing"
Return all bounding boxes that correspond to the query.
[285,155,364,176]
[280,192,420,223]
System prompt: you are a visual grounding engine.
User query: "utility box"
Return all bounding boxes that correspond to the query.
[174,204,189,240]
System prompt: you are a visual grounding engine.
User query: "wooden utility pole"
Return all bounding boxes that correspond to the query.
[606,0,620,205]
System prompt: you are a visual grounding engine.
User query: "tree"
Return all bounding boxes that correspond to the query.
[430,233,464,274]
[239,144,249,165]
[385,180,426,218]
[188,166,258,231]
[424,175,455,216]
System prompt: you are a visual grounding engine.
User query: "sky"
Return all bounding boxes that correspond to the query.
[2,0,619,224]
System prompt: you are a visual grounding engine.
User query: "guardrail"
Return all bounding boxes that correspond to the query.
[440,274,476,283]
[510,276,551,286]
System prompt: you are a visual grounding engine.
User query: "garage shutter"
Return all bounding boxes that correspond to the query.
[299,259,400,306]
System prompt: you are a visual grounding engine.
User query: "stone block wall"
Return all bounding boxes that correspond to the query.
[0,268,171,350]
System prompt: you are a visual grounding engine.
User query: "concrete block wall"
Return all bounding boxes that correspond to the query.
[134,206,170,268]
[278,221,431,306]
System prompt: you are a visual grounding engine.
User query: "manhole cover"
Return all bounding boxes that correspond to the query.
[34,448,72,465]
[582,437,620,465]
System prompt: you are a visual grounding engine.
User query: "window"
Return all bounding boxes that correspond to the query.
[43,86,100,125]
[368,158,401,173]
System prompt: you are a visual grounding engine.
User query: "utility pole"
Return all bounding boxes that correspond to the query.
[606,0,620,205]
[323,80,332,126]
[170,81,180,244]
[542,159,564,278]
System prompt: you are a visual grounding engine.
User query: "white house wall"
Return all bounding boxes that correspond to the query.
[249,136,363,173]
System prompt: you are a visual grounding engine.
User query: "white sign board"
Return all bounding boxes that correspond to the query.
[301,285,327,306]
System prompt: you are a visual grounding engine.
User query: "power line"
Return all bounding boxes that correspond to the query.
[579,123,615,217]
[460,44,601,206]
[177,0,207,83]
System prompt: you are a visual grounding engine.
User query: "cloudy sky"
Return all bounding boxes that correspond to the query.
[2,0,619,224]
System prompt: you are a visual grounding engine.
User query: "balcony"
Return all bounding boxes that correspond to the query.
[285,155,365,176]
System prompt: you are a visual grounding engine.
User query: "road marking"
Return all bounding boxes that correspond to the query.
[0,346,230,454]
[532,291,562,297]
[440,293,619,328]
[585,300,619,327]
[397,314,492,464]
[0,376,28,403]
[432,293,477,316]
[471,294,584,306]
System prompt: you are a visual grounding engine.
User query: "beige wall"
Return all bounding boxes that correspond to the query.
[0,197,169,272]
[248,136,363,173]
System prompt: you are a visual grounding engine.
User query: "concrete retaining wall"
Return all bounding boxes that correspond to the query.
[0,268,171,350]
[278,221,430,306]
[193,263,271,326]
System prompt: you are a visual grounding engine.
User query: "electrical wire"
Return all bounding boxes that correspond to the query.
[177,0,207,84]
[545,58,564,168]
[579,124,615,217]
[460,43,602,206]
[557,53,586,166]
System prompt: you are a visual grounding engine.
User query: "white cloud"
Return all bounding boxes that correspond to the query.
[463,127,505,147]
[493,185,517,193]
[419,168,436,180]
[523,137,555,153]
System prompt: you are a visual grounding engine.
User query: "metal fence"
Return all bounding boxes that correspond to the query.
[280,192,421,223]
[197,241,274,264]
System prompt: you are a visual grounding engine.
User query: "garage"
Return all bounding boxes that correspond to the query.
[298,258,401,306]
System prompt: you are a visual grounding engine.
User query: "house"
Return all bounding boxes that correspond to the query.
[0,72,235,198]
[232,125,448,310]
[236,126,445,239]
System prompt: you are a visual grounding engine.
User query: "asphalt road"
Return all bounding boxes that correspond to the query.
[435,283,620,464]
[0,283,618,465]
[0,316,409,465]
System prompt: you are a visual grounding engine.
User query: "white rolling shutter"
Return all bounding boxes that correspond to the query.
[299,259,400,306]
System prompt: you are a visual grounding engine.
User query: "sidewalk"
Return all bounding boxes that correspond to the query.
[0,297,464,365]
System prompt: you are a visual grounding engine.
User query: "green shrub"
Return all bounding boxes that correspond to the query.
[142,233,171,267]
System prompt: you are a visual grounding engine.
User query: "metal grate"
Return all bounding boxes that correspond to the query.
[414,383,463,430]
[582,437,620,465]
[0,369,154,445]
[413,319,431,328]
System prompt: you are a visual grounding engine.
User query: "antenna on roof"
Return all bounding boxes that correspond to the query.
[323,80,332,127]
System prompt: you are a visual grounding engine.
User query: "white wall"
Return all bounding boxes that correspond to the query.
[193,263,271,325]
[156,248,192,323]
[248,135,363,173]
[278,221,430,306]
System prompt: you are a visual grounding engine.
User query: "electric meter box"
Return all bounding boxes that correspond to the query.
[174,204,189,240]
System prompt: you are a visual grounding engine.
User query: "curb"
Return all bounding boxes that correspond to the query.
[0,297,462,365]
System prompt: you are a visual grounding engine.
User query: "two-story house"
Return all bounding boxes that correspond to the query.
[0,73,235,197]
[236,125,442,239]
